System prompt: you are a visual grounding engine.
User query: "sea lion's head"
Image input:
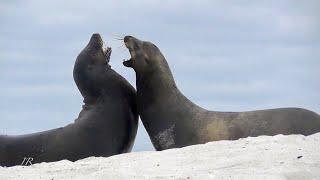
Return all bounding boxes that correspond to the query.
[77,33,111,67]
[73,33,112,103]
[123,36,166,73]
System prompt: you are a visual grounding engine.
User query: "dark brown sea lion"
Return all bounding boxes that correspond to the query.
[122,35,320,151]
[0,34,138,167]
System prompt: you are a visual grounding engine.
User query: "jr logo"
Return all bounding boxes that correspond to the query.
[21,157,33,166]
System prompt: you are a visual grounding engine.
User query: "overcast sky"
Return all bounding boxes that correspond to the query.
[0,0,319,151]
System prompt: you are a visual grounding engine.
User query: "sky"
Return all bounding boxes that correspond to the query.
[0,0,319,151]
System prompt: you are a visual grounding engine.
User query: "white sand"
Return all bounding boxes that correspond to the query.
[1,133,320,180]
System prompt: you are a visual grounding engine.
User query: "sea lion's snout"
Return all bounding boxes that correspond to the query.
[123,35,138,68]
[123,35,139,50]
[91,33,102,39]
[123,36,164,70]
[89,33,104,47]
[86,33,112,63]
[124,35,133,44]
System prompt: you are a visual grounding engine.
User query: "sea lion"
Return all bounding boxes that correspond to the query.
[122,35,320,151]
[0,34,138,167]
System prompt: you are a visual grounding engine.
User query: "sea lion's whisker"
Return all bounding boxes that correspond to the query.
[109,44,127,55]
[108,33,125,40]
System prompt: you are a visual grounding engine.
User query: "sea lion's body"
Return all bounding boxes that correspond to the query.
[123,36,320,150]
[0,34,138,167]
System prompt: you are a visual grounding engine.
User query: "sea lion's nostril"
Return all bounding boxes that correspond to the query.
[124,36,133,43]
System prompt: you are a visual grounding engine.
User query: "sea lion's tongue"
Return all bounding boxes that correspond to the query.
[123,59,133,67]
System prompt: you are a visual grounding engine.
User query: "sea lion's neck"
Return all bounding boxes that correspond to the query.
[136,61,178,102]
[136,58,203,123]
[76,67,131,109]
[101,68,131,95]
[136,58,204,150]
[77,68,135,125]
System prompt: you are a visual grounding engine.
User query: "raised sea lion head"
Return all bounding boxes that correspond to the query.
[123,36,166,73]
[73,33,112,104]
[77,33,111,67]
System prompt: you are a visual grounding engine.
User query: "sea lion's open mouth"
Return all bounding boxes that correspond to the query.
[123,36,135,68]
[123,47,134,68]
[100,34,112,63]
[103,46,112,63]
[123,49,134,67]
